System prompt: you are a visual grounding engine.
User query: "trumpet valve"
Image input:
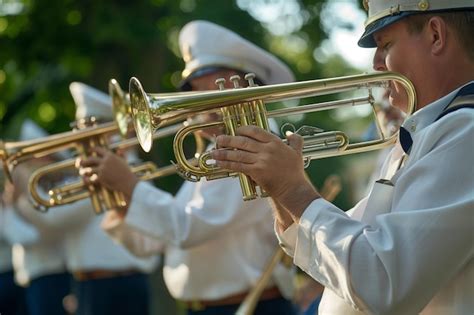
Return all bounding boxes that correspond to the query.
[244,73,257,87]
[229,75,242,88]
[214,78,226,90]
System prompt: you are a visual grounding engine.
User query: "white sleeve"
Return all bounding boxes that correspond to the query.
[101,212,166,258]
[291,111,474,314]
[123,179,272,249]
[15,195,92,234]
[1,206,39,245]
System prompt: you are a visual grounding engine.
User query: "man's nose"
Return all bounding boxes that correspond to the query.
[372,49,387,71]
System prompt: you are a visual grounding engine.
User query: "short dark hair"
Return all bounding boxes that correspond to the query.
[405,10,474,60]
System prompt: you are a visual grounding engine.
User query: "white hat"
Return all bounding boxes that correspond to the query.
[69,82,113,121]
[359,0,474,47]
[20,119,48,141]
[179,20,294,88]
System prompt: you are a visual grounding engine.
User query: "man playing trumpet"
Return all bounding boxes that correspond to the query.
[80,20,298,315]
[211,1,474,314]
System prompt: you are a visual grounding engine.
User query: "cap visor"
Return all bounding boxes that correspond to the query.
[358,12,414,48]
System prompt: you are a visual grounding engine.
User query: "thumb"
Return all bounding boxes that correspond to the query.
[286,133,304,152]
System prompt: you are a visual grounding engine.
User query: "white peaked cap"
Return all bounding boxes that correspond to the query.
[20,119,48,141]
[359,0,474,47]
[179,20,295,86]
[69,82,113,121]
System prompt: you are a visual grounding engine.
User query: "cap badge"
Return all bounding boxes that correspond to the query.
[418,0,429,11]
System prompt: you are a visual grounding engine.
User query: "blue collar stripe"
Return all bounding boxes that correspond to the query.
[400,82,474,154]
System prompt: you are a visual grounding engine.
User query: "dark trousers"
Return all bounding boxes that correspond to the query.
[187,297,297,315]
[74,273,150,315]
[0,270,27,315]
[25,272,72,315]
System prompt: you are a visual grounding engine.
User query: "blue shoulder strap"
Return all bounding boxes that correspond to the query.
[400,82,474,154]
[435,82,474,121]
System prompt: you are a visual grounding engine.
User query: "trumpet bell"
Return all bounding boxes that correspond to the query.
[129,77,154,152]
[109,79,130,137]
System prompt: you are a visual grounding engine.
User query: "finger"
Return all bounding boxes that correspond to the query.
[214,160,252,174]
[236,125,279,143]
[89,173,99,184]
[215,135,261,152]
[79,166,98,177]
[286,133,304,152]
[82,175,97,186]
[78,156,103,168]
[210,148,258,164]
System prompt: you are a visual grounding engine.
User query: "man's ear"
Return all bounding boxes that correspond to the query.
[426,16,447,56]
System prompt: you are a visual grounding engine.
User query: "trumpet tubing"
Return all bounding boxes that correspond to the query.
[26,122,205,213]
[129,71,416,201]
[0,122,119,183]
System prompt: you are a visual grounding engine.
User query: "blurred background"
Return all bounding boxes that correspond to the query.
[0,0,386,313]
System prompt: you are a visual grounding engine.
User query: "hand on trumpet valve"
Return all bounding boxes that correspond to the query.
[211,125,320,219]
[77,147,139,203]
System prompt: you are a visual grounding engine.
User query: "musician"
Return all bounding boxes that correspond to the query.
[2,120,72,315]
[66,82,158,315]
[211,1,474,314]
[80,20,297,315]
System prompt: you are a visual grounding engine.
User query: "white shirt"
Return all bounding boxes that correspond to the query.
[11,192,157,283]
[8,197,70,286]
[277,82,474,315]
[63,202,158,273]
[103,177,294,301]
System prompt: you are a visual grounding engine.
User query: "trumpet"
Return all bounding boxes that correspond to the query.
[0,121,119,184]
[2,79,205,213]
[0,121,127,213]
[129,71,416,201]
[27,121,204,213]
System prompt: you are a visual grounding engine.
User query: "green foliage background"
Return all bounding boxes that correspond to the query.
[0,0,374,209]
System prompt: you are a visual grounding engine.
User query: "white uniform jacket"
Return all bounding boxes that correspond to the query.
[11,192,157,283]
[103,176,295,301]
[6,195,76,286]
[277,82,474,315]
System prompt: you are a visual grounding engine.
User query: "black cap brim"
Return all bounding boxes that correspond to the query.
[179,66,230,91]
[358,12,415,48]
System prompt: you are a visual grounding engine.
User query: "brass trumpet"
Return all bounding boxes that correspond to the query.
[129,71,416,201]
[0,121,129,213]
[0,121,119,184]
[2,79,205,213]
[27,121,204,213]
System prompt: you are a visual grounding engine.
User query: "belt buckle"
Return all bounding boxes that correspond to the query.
[189,300,206,311]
